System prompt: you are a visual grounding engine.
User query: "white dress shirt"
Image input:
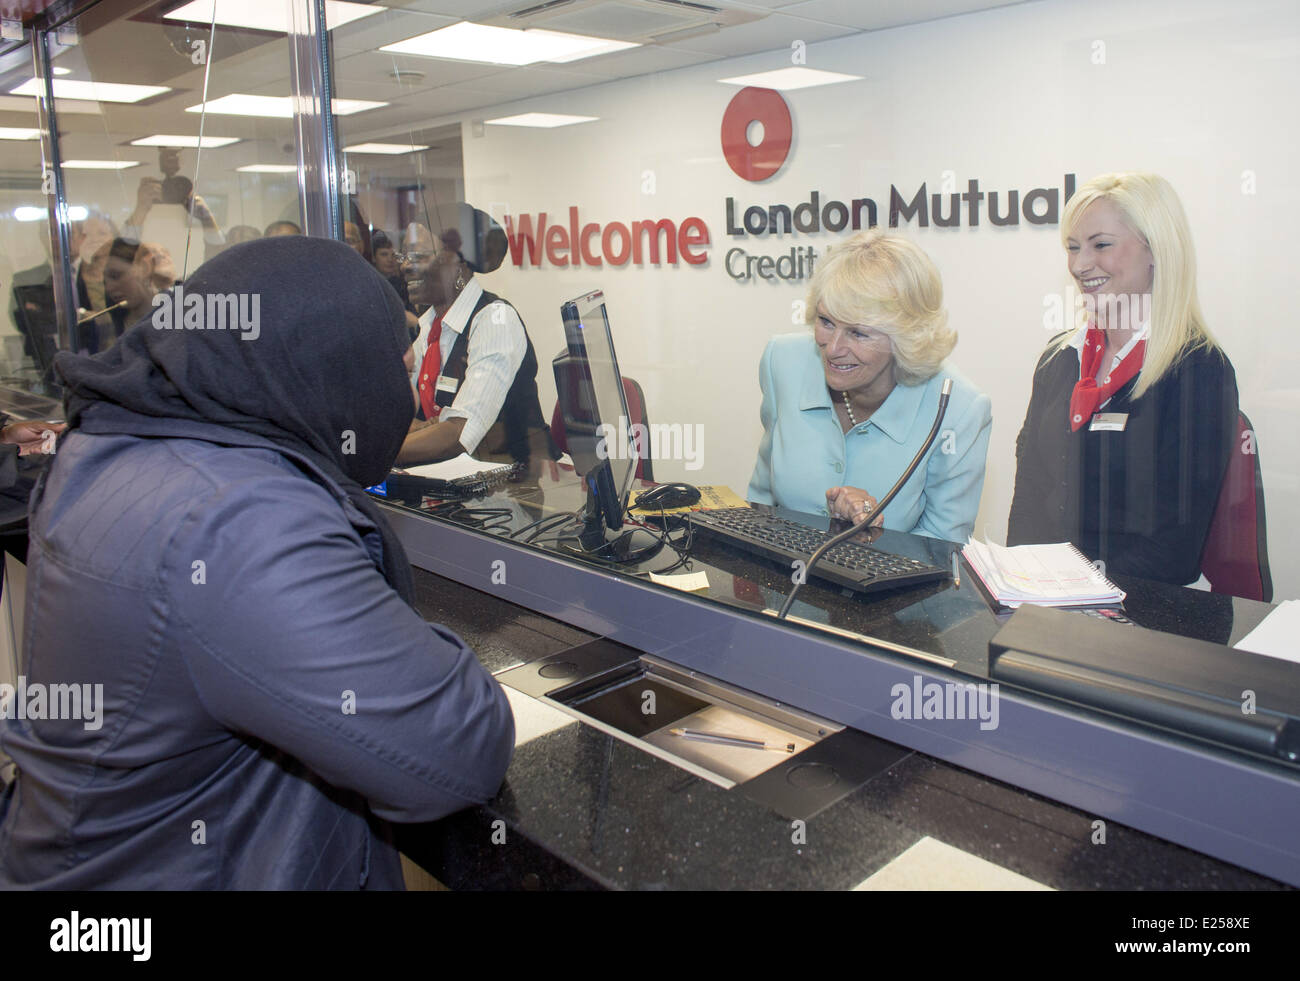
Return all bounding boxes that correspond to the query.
[410,278,527,456]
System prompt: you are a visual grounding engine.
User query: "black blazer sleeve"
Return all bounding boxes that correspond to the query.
[1100,347,1237,583]
[1007,337,1073,546]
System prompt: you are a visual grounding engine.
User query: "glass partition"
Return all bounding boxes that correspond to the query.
[322,0,1300,768]
[1,0,363,397]
[10,0,1297,757]
[0,38,58,405]
[331,0,1299,605]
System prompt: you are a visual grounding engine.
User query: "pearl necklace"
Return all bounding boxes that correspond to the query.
[842,390,857,427]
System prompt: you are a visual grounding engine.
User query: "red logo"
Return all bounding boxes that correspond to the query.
[720,87,792,183]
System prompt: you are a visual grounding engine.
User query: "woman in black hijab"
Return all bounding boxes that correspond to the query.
[0,236,514,890]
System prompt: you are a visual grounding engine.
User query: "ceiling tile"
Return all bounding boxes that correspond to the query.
[334,48,508,88]
[663,11,858,58]
[560,43,719,79]
[777,0,1027,32]
[441,63,607,97]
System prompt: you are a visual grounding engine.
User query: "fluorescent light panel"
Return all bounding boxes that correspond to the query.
[61,159,141,169]
[0,127,40,140]
[485,112,597,128]
[342,142,429,154]
[379,21,637,66]
[186,94,386,117]
[9,78,170,103]
[529,28,639,63]
[131,134,240,148]
[716,67,862,91]
[163,0,382,33]
[236,164,297,173]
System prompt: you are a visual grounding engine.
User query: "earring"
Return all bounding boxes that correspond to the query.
[454,273,466,292]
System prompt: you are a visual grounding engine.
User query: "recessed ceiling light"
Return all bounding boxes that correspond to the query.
[342,142,430,154]
[526,28,639,63]
[186,94,386,117]
[236,164,298,173]
[131,134,241,148]
[163,0,382,33]
[380,22,637,66]
[484,113,597,128]
[0,127,41,140]
[51,67,71,76]
[61,159,142,169]
[15,205,87,221]
[9,78,170,103]
[716,67,862,91]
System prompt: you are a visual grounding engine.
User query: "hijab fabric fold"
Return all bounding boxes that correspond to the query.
[55,236,417,602]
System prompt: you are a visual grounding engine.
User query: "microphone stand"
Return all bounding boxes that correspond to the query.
[76,300,127,325]
[776,378,954,620]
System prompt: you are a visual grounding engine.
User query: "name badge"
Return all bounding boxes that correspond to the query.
[1089,412,1129,432]
[435,375,459,394]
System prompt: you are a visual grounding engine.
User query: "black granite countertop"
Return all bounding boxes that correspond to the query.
[396,568,1287,891]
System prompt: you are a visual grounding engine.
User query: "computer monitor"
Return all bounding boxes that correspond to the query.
[553,290,660,563]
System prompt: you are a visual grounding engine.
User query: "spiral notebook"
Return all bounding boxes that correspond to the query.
[962,539,1125,609]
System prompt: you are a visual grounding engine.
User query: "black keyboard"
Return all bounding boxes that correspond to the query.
[688,507,948,595]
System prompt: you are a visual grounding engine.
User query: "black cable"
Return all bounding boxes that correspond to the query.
[776,380,954,619]
[509,508,583,542]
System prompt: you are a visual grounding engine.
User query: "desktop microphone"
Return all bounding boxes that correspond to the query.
[776,378,954,620]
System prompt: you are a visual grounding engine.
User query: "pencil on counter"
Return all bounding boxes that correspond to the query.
[669,727,795,753]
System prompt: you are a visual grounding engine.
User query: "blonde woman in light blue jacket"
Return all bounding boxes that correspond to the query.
[747,231,992,543]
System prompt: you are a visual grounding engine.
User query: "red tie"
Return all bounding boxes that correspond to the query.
[417,315,444,421]
[1069,326,1145,431]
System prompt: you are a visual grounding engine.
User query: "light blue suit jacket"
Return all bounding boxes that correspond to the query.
[747,333,992,543]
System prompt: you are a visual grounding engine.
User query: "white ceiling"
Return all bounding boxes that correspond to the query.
[0,0,1030,192]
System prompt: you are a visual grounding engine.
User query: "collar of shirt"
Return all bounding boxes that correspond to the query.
[1069,319,1151,370]
[416,277,484,347]
[796,351,925,445]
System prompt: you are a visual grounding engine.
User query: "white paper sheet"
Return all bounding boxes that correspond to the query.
[400,453,511,481]
[1233,600,1300,663]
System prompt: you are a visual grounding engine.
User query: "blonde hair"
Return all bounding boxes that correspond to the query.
[1056,172,1219,398]
[804,230,955,386]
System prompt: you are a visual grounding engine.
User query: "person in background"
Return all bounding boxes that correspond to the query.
[225,225,261,246]
[399,221,435,301]
[1007,172,1238,585]
[264,219,302,237]
[0,237,514,888]
[104,239,176,342]
[125,148,225,265]
[397,205,555,473]
[10,216,117,370]
[371,231,419,339]
[0,416,66,603]
[748,230,992,543]
[344,221,367,257]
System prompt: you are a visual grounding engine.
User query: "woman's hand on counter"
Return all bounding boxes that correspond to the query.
[826,485,884,527]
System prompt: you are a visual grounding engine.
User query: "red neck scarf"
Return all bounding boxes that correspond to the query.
[416,314,444,421]
[1069,326,1145,431]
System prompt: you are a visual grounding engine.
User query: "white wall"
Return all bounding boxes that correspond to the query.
[462,0,1296,598]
